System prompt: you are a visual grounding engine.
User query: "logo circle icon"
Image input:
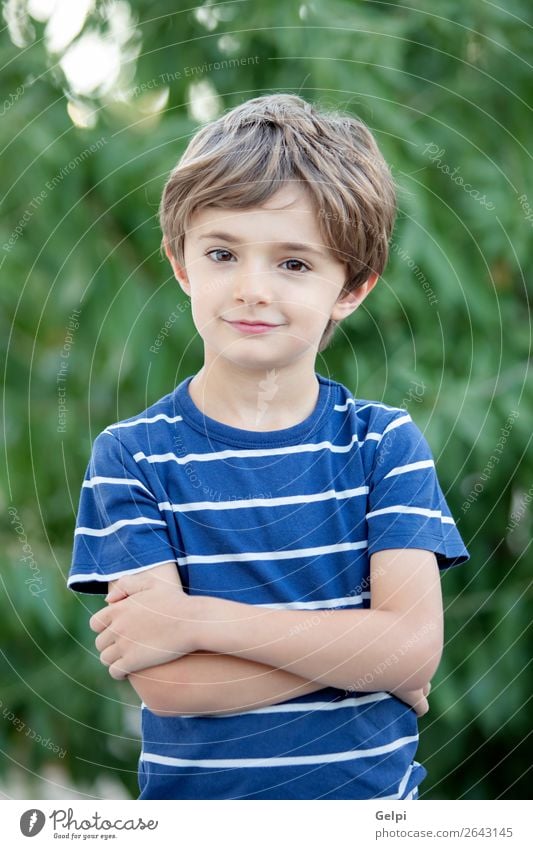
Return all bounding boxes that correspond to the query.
[20,809,46,837]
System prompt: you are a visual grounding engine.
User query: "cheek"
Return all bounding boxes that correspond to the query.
[298,299,332,326]
[189,298,208,333]
[193,275,227,305]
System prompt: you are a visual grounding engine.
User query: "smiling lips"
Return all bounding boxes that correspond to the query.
[225,319,282,334]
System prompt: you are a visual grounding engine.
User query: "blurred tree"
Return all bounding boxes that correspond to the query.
[1,0,531,799]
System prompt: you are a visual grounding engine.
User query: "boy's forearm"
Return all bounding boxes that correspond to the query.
[190,597,441,692]
[127,651,325,716]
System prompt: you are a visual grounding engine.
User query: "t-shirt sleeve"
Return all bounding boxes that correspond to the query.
[366,412,470,571]
[68,429,179,595]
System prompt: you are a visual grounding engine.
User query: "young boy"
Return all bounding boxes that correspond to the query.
[68,93,470,800]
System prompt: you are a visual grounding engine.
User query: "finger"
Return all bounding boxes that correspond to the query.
[105,587,128,604]
[89,611,108,633]
[109,662,128,681]
[417,697,429,717]
[95,631,115,652]
[109,577,143,598]
[99,645,120,668]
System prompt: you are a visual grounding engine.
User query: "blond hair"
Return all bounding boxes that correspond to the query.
[159,93,397,351]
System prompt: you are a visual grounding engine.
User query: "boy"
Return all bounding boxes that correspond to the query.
[68,93,470,800]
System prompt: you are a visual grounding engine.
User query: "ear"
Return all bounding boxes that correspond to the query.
[164,238,190,295]
[330,272,379,321]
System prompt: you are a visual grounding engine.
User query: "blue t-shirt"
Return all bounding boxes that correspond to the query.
[68,372,470,800]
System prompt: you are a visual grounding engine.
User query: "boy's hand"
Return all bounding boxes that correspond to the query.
[390,682,431,717]
[89,579,199,680]
[104,564,184,605]
[105,585,129,603]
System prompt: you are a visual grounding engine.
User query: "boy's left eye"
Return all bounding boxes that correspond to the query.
[282,259,309,272]
[206,249,234,262]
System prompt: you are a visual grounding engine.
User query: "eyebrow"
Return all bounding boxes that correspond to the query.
[197,231,327,258]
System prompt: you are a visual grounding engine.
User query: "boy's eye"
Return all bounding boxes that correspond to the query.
[206,248,234,262]
[282,259,309,272]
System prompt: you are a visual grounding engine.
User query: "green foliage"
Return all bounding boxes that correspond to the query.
[1,0,531,799]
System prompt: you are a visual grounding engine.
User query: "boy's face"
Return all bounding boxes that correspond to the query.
[165,184,378,371]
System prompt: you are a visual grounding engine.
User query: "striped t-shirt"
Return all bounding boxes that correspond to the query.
[68,371,470,800]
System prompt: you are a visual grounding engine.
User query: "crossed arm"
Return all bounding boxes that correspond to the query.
[105,562,326,716]
[90,550,443,717]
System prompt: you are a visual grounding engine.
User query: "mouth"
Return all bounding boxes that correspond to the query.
[224,319,284,335]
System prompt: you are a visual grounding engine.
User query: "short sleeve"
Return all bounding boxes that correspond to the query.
[68,430,179,595]
[366,413,470,571]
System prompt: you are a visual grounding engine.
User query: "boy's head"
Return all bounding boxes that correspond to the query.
[159,93,397,355]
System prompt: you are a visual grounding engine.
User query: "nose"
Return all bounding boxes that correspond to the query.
[231,260,274,306]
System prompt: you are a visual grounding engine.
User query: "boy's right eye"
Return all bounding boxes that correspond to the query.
[205,248,234,262]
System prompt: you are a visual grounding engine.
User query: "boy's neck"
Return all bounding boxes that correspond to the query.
[188,360,321,432]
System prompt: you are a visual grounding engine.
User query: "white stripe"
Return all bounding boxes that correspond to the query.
[398,762,414,797]
[358,401,408,414]
[158,486,369,513]
[134,436,361,465]
[82,476,152,495]
[383,459,435,478]
[255,592,371,610]
[366,505,444,521]
[106,414,183,430]
[67,560,178,587]
[375,414,412,446]
[132,420,416,465]
[364,422,412,444]
[140,734,420,769]
[74,516,166,537]
[358,417,413,446]
[378,760,422,799]
[334,398,355,410]
[334,399,406,414]
[177,539,367,566]
[168,691,392,719]
[133,430,403,465]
